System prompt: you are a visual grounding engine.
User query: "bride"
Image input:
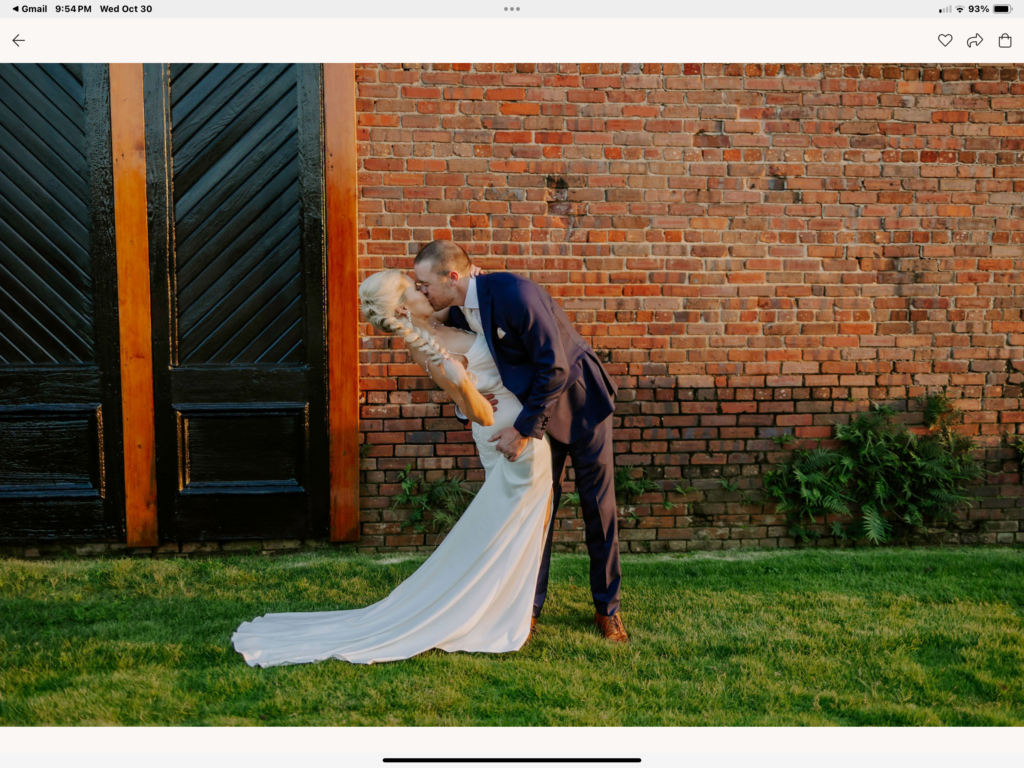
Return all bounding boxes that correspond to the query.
[231,269,554,666]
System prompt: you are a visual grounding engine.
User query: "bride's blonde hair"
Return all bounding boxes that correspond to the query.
[358,269,474,385]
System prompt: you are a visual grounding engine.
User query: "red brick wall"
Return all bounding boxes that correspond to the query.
[355,63,1024,554]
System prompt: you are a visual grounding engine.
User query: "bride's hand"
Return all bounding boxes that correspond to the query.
[441,355,469,386]
[469,265,485,278]
[440,356,495,427]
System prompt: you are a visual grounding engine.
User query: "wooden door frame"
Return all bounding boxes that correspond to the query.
[324,64,360,543]
[110,63,158,548]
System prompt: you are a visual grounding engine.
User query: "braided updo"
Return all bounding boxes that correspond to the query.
[358,269,475,386]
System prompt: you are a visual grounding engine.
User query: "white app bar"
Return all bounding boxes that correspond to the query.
[1,18,1022,62]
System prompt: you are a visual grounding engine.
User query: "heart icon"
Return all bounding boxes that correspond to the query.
[938,34,953,47]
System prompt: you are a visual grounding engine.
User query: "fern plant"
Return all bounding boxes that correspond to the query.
[391,464,478,534]
[614,467,664,523]
[614,466,662,505]
[762,396,990,545]
[559,490,581,508]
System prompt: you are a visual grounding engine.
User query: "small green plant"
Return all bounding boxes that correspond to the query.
[717,477,758,506]
[1003,432,1024,471]
[561,467,669,522]
[663,482,695,511]
[614,466,662,505]
[771,433,797,448]
[762,396,991,545]
[915,391,957,431]
[614,466,665,522]
[390,463,478,534]
[359,443,372,459]
[559,490,581,508]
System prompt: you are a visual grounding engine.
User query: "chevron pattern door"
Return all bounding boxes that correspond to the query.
[0,64,126,542]
[143,64,329,541]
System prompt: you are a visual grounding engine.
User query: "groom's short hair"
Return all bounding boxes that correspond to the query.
[414,240,472,276]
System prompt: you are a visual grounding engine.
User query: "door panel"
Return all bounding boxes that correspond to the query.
[144,63,328,541]
[0,64,125,542]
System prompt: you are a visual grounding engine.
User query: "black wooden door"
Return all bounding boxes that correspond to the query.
[143,64,329,541]
[0,64,126,543]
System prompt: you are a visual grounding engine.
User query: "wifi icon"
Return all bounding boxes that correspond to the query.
[957,4,965,10]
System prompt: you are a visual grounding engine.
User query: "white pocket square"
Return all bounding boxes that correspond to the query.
[497,327,506,339]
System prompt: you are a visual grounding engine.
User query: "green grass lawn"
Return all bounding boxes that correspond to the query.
[0,547,1022,726]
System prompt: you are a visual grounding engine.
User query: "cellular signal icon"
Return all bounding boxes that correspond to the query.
[939,4,952,11]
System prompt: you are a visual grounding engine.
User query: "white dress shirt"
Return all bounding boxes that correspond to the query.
[463,277,483,335]
[454,277,482,422]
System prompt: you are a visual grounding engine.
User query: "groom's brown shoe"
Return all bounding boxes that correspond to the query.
[524,616,538,644]
[594,612,629,643]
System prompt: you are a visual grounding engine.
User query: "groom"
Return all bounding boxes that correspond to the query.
[412,240,628,643]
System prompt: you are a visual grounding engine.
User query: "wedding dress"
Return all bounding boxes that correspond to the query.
[231,332,554,666]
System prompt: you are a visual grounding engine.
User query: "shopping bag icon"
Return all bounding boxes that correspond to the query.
[999,34,1012,48]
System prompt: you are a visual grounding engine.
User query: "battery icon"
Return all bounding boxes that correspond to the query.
[994,4,1013,12]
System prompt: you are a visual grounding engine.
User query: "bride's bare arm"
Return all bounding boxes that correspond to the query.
[405,345,495,427]
[440,357,496,427]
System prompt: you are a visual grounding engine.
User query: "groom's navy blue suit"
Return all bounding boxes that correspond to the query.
[447,272,622,618]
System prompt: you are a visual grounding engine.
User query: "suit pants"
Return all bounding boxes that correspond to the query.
[533,414,621,618]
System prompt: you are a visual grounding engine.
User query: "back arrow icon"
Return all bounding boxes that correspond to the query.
[13,33,24,47]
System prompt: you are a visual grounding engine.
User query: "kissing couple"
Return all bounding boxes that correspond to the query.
[232,240,627,666]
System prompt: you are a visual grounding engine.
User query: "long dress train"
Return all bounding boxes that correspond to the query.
[231,332,554,666]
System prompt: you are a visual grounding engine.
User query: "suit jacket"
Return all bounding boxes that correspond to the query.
[448,272,617,444]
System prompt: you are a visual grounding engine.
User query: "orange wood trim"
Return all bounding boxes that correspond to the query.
[110,64,158,548]
[324,63,360,543]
